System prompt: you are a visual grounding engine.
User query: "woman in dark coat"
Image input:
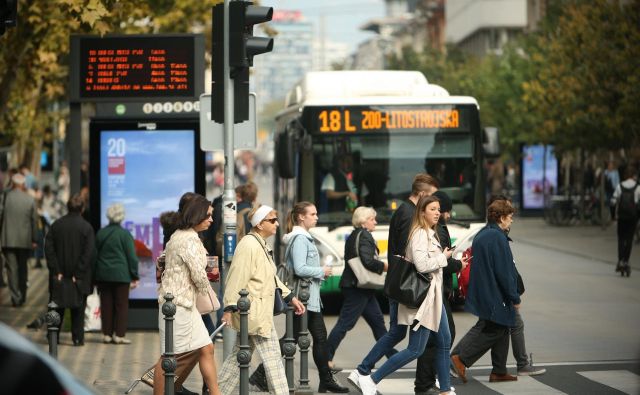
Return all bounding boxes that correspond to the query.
[326,206,393,368]
[94,203,139,344]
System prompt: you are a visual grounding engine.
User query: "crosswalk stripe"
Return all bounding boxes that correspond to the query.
[578,370,640,395]
[478,375,568,394]
[376,378,414,394]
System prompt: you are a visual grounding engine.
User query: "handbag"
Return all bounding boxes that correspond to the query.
[347,230,385,289]
[384,254,432,309]
[196,283,220,314]
[273,285,287,316]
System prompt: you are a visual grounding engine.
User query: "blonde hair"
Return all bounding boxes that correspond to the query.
[352,206,376,228]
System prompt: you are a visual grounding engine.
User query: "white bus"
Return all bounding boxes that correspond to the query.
[273,70,497,295]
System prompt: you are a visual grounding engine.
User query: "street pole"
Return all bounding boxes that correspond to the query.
[222,0,237,359]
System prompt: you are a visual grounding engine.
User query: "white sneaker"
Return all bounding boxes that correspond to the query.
[102,335,112,344]
[434,379,455,392]
[358,374,377,395]
[112,335,131,344]
[348,369,361,389]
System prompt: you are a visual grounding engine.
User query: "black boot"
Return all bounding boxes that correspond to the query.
[249,363,269,392]
[318,370,349,393]
[615,261,623,272]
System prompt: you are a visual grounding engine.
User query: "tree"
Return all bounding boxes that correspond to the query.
[0,0,220,167]
[522,0,640,152]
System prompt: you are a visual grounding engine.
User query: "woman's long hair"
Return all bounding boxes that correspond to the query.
[407,195,440,244]
[178,194,211,230]
[286,201,314,233]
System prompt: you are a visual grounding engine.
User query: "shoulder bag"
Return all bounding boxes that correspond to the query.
[196,283,221,314]
[249,234,288,316]
[347,229,386,289]
[383,235,432,309]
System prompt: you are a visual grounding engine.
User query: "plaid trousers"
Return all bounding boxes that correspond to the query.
[218,327,289,395]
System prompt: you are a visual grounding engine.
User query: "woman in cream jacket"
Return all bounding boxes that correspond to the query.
[217,205,305,395]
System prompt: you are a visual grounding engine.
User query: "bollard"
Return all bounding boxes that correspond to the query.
[45,301,60,359]
[296,281,312,393]
[237,289,252,395]
[282,304,296,392]
[161,293,177,395]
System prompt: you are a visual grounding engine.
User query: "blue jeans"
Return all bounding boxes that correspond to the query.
[357,300,407,375]
[326,288,390,361]
[371,305,451,392]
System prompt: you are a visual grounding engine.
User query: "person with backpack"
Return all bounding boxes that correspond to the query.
[611,165,640,276]
[249,202,348,393]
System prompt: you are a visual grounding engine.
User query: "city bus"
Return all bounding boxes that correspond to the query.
[272,70,497,296]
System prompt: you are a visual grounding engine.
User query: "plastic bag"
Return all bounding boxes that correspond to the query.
[84,287,101,332]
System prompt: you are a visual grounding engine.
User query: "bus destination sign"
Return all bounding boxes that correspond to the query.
[71,35,204,101]
[306,106,469,133]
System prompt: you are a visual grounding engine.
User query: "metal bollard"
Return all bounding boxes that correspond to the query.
[161,293,177,395]
[45,301,60,359]
[296,281,312,393]
[282,304,296,392]
[237,289,252,395]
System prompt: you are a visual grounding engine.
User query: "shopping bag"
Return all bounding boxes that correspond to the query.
[84,287,101,332]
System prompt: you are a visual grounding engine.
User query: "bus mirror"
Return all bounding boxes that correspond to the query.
[276,124,298,179]
[483,127,500,157]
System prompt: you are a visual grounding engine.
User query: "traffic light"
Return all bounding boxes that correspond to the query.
[211,1,273,124]
[229,2,273,68]
[0,0,18,36]
[229,1,273,123]
[211,3,224,123]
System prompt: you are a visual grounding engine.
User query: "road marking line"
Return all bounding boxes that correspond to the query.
[479,375,568,394]
[578,370,640,395]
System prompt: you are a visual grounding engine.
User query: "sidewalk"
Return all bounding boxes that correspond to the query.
[0,217,634,394]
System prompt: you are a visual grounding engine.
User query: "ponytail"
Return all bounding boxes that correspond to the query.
[286,201,315,233]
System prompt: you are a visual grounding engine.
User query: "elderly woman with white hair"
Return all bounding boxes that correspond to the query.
[326,206,393,369]
[94,203,139,344]
[218,205,306,395]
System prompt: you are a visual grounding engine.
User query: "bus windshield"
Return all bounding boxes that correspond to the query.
[304,131,483,227]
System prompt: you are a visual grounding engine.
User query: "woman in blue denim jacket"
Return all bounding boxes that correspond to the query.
[286,201,349,393]
[250,201,348,393]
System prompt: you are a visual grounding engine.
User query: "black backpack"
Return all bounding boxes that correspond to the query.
[617,182,638,220]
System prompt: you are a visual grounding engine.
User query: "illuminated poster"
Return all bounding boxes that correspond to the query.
[522,144,558,209]
[100,130,195,299]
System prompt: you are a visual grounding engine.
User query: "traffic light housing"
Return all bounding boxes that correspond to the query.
[1,0,18,36]
[229,2,273,68]
[230,1,273,123]
[211,1,273,124]
[211,3,224,123]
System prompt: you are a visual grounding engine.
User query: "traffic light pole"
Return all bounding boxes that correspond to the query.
[222,0,238,359]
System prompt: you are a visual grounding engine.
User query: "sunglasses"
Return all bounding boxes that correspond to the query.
[262,217,278,224]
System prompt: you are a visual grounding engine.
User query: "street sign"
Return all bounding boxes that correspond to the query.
[199,93,257,151]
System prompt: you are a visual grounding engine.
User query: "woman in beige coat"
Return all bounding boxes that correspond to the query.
[357,195,456,395]
[217,205,305,395]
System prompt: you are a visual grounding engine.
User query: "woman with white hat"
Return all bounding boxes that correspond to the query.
[218,205,306,395]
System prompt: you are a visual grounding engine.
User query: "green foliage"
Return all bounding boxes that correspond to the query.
[0,0,219,164]
[388,0,639,157]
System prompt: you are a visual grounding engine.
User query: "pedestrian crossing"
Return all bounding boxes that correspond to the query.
[337,362,640,395]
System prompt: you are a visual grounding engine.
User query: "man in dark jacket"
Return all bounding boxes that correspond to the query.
[450,199,520,383]
[45,193,95,346]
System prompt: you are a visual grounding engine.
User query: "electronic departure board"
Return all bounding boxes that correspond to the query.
[70,35,204,102]
[303,105,472,134]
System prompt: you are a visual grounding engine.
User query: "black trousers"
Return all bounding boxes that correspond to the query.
[617,218,637,262]
[279,311,331,376]
[414,296,455,391]
[56,297,87,343]
[452,318,510,375]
